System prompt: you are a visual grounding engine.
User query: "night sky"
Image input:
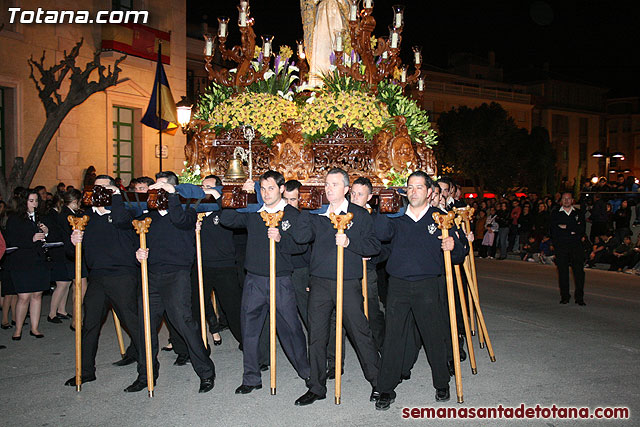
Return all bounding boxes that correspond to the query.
[187,0,639,95]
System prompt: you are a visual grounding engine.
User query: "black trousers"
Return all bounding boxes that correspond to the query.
[291,266,310,327]
[378,276,450,394]
[240,273,309,386]
[328,268,385,368]
[307,276,379,396]
[172,265,244,354]
[555,242,585,302]
[137,269,215,381]
[81,273,140,377]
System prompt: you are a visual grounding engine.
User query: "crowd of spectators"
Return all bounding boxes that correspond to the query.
[466,174,640,274]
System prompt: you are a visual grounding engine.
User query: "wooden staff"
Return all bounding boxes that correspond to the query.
[68,215,89,392]
[433,211,463,403]
[454,207,477,337]
[259,210,285,395]
[112,310,126,358]
[196,212,208,347]
[329,212,353,405]
[462,261,496,362]
[133,217,154,397]
[362,259,368,319]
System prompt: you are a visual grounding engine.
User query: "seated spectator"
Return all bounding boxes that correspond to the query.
[537,234,555,265]
[610,236,634,272]
[521,236,539,262]
[586,236,607,268]
[580,235,592,260]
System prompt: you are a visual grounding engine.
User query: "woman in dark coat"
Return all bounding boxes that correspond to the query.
[47,189,84,323]
[4,190,52,339]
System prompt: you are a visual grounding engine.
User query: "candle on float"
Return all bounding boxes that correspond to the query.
[413,46,422,66]
[335,32,343,52]
[205,37,213,56]
[238,9,247,27]
[381,50,388,60]
[390,30,399,49]
[418,77,425,91]
[392,5,404,28]
[364,0,373,9]
[400,67,407,83]
[349,1,358,21]
[217,17,228,38]
[263,35,273,57]
[297,40,305,58]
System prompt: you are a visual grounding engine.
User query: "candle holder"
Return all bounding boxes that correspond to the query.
[205,5,270,88]
[333,2,418,93]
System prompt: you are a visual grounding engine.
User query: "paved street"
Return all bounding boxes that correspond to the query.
[0,259,638,426]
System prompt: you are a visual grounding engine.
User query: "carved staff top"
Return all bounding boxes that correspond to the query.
[432,211,455,231]
[330,212,354,233]
[68,215,90,231]
[260,210,284,228]
[197,212,207,223]
[132,217,152,235]
[453,206,475,223]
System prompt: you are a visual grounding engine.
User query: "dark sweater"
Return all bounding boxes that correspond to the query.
[550,207,585,246]
[200,212,236,268]
[220,204,303,277]
[375,206,467,281]
[291,202,380,280]
[142,193,197,273]
[4,213,50,271]
[81,194,138,276]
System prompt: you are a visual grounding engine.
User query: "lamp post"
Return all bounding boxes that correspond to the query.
[591,150,624,177]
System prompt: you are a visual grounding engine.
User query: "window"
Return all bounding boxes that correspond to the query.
[112,0,133,11]
[112,106,134,185]
[0,88,4,174]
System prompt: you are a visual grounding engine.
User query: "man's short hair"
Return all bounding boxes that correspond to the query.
[437,176,453,189]
[260,170,285,187]
[284,179,302,192]
[95,174,116,186]
[155,171,179,186]
[327,168,350,187]
[136,176,155,186]
[408,170,433,188]
[352,177,373,194]
[203,174,223,187]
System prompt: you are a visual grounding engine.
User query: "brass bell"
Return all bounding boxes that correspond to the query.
[225,158,247,180]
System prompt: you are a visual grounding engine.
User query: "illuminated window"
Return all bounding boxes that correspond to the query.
[112,106,134,186]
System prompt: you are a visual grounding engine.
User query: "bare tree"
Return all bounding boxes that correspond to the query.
[0,38,126,199]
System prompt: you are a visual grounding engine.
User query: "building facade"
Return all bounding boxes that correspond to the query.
[0,0,187,192]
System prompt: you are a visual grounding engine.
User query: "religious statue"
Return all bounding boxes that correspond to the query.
[300,0,350,86]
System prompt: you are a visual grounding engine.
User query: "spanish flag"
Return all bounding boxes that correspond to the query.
[141,47,178,135]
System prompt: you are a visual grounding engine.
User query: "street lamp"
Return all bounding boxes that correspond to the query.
[591,150,625,177]
[176,96,193,130]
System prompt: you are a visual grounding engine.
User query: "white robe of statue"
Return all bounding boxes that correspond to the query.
[301,0,349,87]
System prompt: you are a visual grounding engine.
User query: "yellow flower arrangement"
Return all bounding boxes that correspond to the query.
[299,91,390,141]
[253,46,262,59]
[209,92,298,142]
[278,45,293,61]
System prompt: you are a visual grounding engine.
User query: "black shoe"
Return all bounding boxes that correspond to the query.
[459,336,467,362]
[575,300,586,306]
[161,345,173,352]
[47,316,62,324]
[12,335,21,341]
[174,354,190,366]
[375,392,396,411]
[235,384,262,394]
[57,312,72,320]
[400,373,411,382]
[0,345,5,349]
[259,363,269,372]
[199,375,215,393]
[113,355,136,366]
[30,331,44,338]
[124,378,154,393]
[559,298,570,304]
[436,387,450,402]
[213,337,222,346]
[369,388,380,402]
[0,323,12,329]
[295,390,325,406]
[65,375,96,386]
[326,367,344,380]
[70,324,75,331]
[447,360,455,377]
[11,320,16,326]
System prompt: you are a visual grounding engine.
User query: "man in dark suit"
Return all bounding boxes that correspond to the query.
[550,192,587,306]
[291,168,381,406]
